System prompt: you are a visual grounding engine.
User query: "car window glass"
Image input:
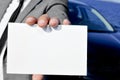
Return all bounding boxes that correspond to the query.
[91,9,113,31]
[68,4,113,32]
[86,8,110,31]
[68,4,83,25]
[80,7,111,31]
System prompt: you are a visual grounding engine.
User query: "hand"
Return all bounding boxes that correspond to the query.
[32,74,43,80]
[25,14,70,28]
[25,14,70,80]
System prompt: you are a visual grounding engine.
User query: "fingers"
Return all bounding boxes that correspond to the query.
[32,74,43,80]
[63,19,71,25]
[49,18,59,27]
[25,16,37,25]
[25,14,71,28]
[37,14,50,28]
[37,14,59,28]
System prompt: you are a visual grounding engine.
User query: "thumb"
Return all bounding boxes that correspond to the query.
[32,74,43,80]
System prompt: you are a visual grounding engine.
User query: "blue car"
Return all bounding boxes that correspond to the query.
[68,0,120,80]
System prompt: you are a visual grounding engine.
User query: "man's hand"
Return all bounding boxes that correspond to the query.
[25,14,70,80]
[25,14,70,27]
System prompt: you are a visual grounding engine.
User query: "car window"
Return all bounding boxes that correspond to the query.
[68,5,83,25]
[68,4,114,32]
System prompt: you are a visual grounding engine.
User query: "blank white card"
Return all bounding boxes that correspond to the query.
[7,23,87,76]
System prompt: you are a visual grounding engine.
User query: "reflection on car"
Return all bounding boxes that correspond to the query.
[68,0,120,79]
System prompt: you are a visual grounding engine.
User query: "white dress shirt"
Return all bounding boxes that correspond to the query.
[0,0,31,80]
[0,0,31,38]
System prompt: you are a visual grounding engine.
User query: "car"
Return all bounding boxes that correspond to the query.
[68,0,120,79]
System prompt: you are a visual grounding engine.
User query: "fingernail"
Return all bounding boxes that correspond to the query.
[27,17,33,21]
[38,20,46,26]
[63,19,71,25]
[25,17,37,25]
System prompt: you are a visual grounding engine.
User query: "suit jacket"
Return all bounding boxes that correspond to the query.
[0,0,68,80]
[0,0,68,23]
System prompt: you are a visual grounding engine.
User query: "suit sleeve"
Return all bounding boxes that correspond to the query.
[45,0,69,24]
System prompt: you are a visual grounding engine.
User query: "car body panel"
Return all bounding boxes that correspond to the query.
[68,0,120,79]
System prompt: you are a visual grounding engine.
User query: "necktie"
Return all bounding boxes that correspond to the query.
[0,0,25,56]
[0,0,24,80]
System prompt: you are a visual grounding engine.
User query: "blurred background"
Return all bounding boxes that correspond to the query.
[68,0,120,79]
[71,0,120,27]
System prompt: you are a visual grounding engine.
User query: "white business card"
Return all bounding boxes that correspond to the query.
[7,23,87,76]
